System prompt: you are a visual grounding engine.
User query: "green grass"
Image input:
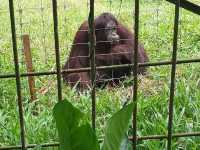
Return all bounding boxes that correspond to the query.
[0,0,200,149]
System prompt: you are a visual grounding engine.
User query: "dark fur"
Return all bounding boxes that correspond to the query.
[62,12,149,89]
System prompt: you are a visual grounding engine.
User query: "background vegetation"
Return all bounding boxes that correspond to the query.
[0,0,200,149]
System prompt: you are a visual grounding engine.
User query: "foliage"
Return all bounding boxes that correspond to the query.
[53,100,99,150]
[53,100,133,150]
[102,102,133,150]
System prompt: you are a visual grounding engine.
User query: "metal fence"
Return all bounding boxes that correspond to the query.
[0,0,200,149]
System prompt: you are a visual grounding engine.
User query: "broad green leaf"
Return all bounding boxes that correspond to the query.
[53,100,83,150]
[102,103,133,150]
[120,136,132,150]
[71,123,100,150]
[53,100,100,150]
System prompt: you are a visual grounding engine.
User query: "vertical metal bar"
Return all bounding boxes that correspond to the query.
[167,0,180,149]
[88,0,96,130]
[52,0,62,101]
[8,0,26,149]
[132,0,139,149]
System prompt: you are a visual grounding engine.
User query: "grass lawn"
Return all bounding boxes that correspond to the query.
[0,0,200,149]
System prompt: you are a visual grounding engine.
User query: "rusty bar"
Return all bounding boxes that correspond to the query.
[1,131,200,150]
[167,0,180,149]
[132,0,139,149]
[136,131,200,141]
[0,58,200,79]
[22,35,36,101]
[0,71,57,79]
[52,0,62,101]
[0,143,59,150]
[8,0,26,149]
[88,0,96,130]
[166,0,200,16]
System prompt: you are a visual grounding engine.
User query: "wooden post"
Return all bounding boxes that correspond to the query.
[22,34,36,102]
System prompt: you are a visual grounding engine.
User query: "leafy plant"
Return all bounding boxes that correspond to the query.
[53,100,133,150]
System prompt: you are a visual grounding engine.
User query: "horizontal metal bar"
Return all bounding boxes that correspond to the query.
[1,132,200,149]
[0,58,200,79]
[166,0,200,15]
[0,142,59,150]
[0,71,57,79]
[136,131,200,141]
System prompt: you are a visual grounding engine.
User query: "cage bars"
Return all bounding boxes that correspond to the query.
[8,0,26,149]
[52,0,62,101]
[167,0,180,149]
[1,131,200,150]
[88,0,96,130]
[1,0,200,149]
[166,0,200,15]
[1,58,200,79]
[132,0,139,149]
